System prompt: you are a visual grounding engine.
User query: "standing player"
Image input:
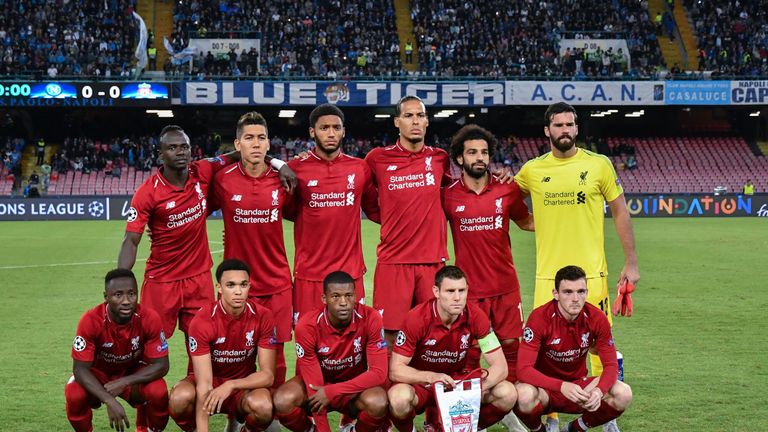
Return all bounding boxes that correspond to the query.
[273,271,389,432]
[168,259,277,432]
[209,112,293,391]
[514,102,639,431]
[388,266,517,432]
[286,104,380,323]
[364,95,452,345]
[65,269,169,432]
[443,124,533,431]
[514,266,633,432]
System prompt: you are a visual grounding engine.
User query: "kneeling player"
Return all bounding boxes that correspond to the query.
[514,266,633,432]
[388,266,516,431]
[273,271,389,432]
[169,259,277,432]
[65,269,170,432]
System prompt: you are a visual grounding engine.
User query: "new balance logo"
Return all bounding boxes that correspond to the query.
[541,177,551,182]
[165,201,176,209]
[307,180,318,187]
[424,339,437,346]
[549,338,561,345]
[386,165,398,171]
[231,195,242,201]
[455,205,465,212]
[318,346,330,353]
[101,342,113,348]
[215,337,226,344]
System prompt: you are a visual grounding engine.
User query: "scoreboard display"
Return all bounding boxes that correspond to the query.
[0,82,170,107]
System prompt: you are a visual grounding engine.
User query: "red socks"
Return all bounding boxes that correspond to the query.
[513,401,545,430]
[355,411,388,432]
[276,407,313,432]
[478,403,510,429]
[578,402,623,430]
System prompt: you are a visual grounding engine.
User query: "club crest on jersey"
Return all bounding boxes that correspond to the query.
[580,332,591,348]
[354,336,362,353]
[131,336,140,351]
[195,182,204,199]
[347,173,356,190]
[246,330,255,347]
[523,327,534,343]
[495,198,503,214]
[460,333,470,349]
[425,156,433,172]
[271,189,279,206]
[73,336,86,352]
[579,171,588,185]
[395,330,407,347]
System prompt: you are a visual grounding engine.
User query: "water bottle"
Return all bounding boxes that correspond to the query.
[616,351,624,381]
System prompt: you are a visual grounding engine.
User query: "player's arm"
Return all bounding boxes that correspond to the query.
[265,155,298,193]
[191,353,214,432]
[73,359,130,431]
[608,193,639,286]
[361,166,381,224]
[513,213,534,231]
[593,320,619,395]
[104,356,169,396]
[516,329,564,393]
[389,352,454,387]
[224,346,276,392]
[117,231,142,269]
[478,331,506,388]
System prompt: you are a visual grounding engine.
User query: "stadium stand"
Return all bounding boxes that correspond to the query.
[0,0,140,78]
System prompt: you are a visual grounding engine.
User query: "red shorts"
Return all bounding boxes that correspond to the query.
[141,271,214,338]
[470,291,524,341]
[544,376,599,414]
[250,289,293,343]
[65,367,167,407]
[182,375,248,418]
[293,277,365,325]
[373,262,443,330]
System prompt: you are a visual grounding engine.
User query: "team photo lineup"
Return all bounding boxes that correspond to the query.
[64,97,640,432]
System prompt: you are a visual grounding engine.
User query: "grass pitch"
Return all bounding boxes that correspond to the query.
[0,218,765,431]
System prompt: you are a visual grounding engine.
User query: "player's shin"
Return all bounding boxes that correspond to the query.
[273,344,287,390]
[275,407,313,432]
[577,402,623,430]
[389,409,415,432]
[478,403,511,429]
[513,402,545,430]
[64,381,94,432]
[501,341,519,382]
[140,379,170,431]
[355,411,388,432]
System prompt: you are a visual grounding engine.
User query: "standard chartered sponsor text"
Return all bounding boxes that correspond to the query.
[234,207,274,223]
[388,173,426,191]
[544,191,576,206]
[309,191,353,207]
[459,215,496,231]
[167,202,204,228]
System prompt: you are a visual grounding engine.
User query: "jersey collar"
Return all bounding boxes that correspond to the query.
[458,173,494,194]
[430,299,467,328]
[236,162,274,179]
[322,305,361,334]
[395,139,427,154]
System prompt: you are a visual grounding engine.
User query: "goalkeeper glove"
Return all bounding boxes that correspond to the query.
[612,280,635,317]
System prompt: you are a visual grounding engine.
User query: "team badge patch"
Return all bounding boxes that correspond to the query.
[73,336,86,352]
[523,327,534,343]
[126,207,138,222]
[188,336,198,353]
[295,343,305,358]
[395,330,406,347]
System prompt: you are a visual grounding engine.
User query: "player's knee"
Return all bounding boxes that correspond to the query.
[168,382,196,415]
[514,383,539,413]
[359,387,389,417]
[244,390,273,421]
[142,379,169,404]
[64,381,91,413]
[272,385,302,414]
[387,384,415,417]
[490,381,517,410]
[608,381,633,410]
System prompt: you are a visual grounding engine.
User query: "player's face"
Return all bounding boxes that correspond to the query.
[395,100,428,144]
[458,139,490,180]
[217,270,250,313]
[235,124,270,165]
[544,112,578,153]
[159,131,191,170]
[323,283,356,324]
[310,115,344,157]
[554,278,588,319]
[434,277,468,317]
[104,277,138,324]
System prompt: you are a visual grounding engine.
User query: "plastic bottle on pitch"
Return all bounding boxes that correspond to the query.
[616,351,624,381]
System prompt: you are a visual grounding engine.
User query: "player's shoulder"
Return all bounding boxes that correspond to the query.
[579,149,615,168]
[296,308,324,329]
[522,152,553,167]
[245,298,273,318]
[582,303,610,325]
[425,145,449,157]
[403,300,432,324]
[466,302,491,324]
[357,303,383,322]
[528,300,556,325]
[444,178,462,192]
[79,303,106,325]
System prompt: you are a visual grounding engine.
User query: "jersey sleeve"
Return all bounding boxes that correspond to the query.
[294,317,326,395]
[597,155,623,202]
[593,315,619,394]
[360,163,381,223]
[196,156,232,183]
[470,306,500,354]
[71,312,98,362]
[392,310,422,358]
[513,162,531,195]
[516,310,564,392]
[508,183,531,222]
[363,150,379,186]
[258,308,278,350]
[324,311,388,403]
[187,313,213,357]
[142,309,169,359]
[440,151,453,186]
[125,185,153,234]
[207,172,224,214]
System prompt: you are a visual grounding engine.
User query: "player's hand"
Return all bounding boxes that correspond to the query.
[203,381,234,415]
[581,388,603,412]
[430,372,455,388]
[560,381,589,404]
[104,377,129,397]
[277,164,298,194]
[491,166,515,184]
[105,398,130,432]
[308,384,330,413]
[618,262,640,288]
[612,280,635,317]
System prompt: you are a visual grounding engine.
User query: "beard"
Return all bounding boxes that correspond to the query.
[550,134,575,153]
[462,161,487,179]
[316,140,340,156]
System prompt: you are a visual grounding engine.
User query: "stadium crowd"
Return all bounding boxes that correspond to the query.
[0,0,139,78]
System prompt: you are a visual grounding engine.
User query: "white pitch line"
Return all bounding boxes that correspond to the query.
[0,249,224,270]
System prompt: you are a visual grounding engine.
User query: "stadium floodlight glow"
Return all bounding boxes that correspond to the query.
[469,113,476,118]
[434,109,458,118]
[146,109,174,117]
[750,111,761,117]
[278,110,297,118]
[591,113,605,117]
[607,109,619,113]
[625,110,645,118]
[375,114,391,118]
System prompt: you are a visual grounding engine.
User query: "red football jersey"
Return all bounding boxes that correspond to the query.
[286,151,379,281]
[517,300,618,394]
[126,157,230,282]
[209,164,291,296]
[294,304,387,403]
[442,176,529,299]
[187,299,277,381]
[71,304,168,376]
[393,299,497,377]
[364,142,451,264]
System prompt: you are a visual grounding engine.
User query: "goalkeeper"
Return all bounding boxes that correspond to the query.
[514,102,639,432]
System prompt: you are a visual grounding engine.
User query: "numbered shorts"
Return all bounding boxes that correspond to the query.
[141,271,214,338]
[533,277,612,325]
[543,376,599,414]
[373,262,443,330]
[293,277,365,325]
[251,288,293,343]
